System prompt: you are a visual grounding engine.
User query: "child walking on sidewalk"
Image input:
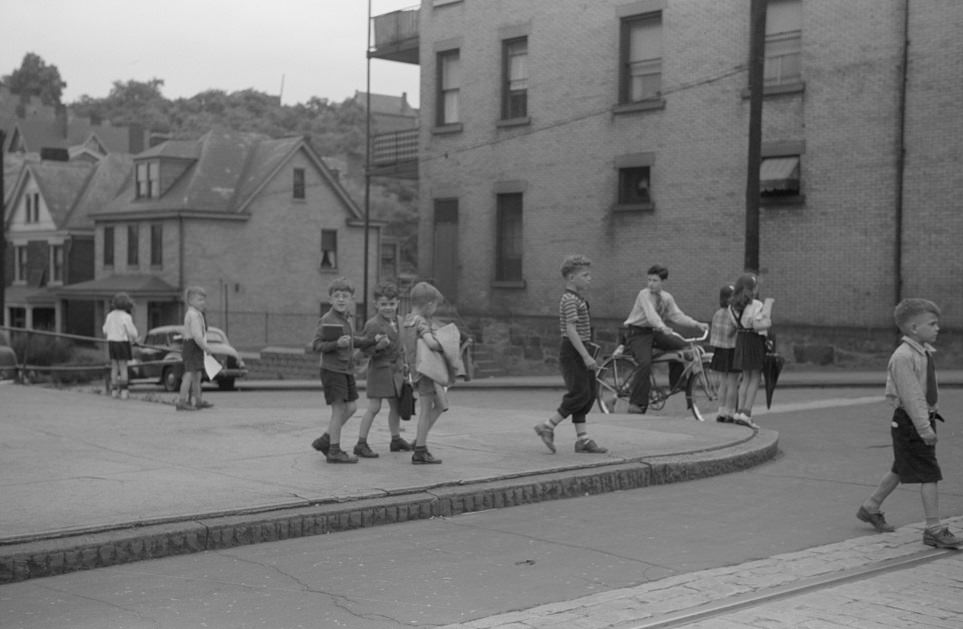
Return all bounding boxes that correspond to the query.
[353,281,411,457]
[534,255,607,455]
[857,298,962,549]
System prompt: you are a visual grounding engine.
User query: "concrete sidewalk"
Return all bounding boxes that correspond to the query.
[0,382,777,583]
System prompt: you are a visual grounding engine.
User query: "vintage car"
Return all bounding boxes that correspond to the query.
[128,325,247,391]
[0,331,18,380]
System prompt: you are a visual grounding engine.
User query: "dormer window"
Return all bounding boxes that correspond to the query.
[136,160,160,199]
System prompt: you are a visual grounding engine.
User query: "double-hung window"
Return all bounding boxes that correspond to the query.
[502,37,528,120]
[135,161,159,199]
[321,229,338,270]
[103,226,115,267]
[50,245,64,283]
[621,13,663,103]
[495,193,523,283]
[14,246,28,282]
[765,0,802,87]
[150,223,163,267]
[127,224,139,267]
[437,49,461,125]
[293,168,305,200]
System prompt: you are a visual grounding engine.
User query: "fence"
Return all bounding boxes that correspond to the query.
[0,325,110,387]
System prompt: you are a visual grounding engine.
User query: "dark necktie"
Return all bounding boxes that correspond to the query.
[926,352,938,406]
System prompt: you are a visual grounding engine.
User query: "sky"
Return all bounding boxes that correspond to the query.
[0,0,421,107]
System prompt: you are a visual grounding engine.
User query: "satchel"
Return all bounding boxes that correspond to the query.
[398,377,415,421]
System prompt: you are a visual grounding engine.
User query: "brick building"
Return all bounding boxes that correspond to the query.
[371,0,962,356]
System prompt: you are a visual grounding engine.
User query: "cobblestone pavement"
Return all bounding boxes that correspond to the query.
[444,515,963,629]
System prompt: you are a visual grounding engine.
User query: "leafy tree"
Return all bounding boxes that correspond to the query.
[4,53,67,105]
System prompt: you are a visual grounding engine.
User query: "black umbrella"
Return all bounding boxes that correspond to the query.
[763,350,785,409]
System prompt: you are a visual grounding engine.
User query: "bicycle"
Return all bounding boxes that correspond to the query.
[595,329,719,421]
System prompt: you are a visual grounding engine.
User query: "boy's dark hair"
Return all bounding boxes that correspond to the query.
[894,298,941,332]
[328,277,355,296]
[373,281,399,300]
[560,254,592,278]
[718,284,735,309]
[647,264,668,280]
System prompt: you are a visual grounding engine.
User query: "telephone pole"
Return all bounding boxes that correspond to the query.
[745,0,767,272]
[0,130,6,322]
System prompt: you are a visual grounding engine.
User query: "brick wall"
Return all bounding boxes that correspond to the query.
[415,0,962,335]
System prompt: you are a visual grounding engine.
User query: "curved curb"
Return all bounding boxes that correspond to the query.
[0,430,778,584]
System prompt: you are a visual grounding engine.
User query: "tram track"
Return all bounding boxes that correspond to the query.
[628,546,960,629]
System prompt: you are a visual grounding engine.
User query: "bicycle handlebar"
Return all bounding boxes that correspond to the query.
[666,328,709,343]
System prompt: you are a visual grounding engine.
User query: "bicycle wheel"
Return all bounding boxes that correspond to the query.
[596,355,638,414]
[685,358,719,421]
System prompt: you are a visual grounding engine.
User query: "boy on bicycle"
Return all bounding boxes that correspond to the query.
[623,264,707,413]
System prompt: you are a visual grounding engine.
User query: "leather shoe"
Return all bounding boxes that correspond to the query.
[627,404,645,414]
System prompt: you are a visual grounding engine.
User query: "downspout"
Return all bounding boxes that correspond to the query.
[894,0,910,305]
[178,215,185,315]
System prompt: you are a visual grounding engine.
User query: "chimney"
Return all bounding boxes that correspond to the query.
[148,132,170,148]
[55,104,68,139]
[128,123,145,154]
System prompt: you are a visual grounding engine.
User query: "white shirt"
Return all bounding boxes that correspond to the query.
[103,310,138,342]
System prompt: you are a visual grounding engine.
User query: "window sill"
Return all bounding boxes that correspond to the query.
[761,194,806,208]
[432,123,464,135]
[491,279,527,289]
[612,99,666,116]
[497,116,531,129]
[612,202,655,213]
[741,81,806,99]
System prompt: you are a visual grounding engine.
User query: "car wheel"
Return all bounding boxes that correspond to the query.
[217,377,236,391]
[162,366,182,392]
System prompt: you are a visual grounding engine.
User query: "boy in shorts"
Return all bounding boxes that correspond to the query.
[533,254,607,455]
[311,277,363,463]
[176,286,214,411]
[857,298,962,548]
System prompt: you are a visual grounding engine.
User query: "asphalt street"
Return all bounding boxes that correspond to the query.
[2,385,961,628]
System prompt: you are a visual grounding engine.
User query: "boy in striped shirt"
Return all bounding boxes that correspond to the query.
[534,255,607,454]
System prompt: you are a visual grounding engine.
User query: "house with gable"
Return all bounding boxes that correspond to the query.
[60,128,382,346]
[3,153,133,336]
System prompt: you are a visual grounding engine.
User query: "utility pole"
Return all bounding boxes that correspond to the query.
[0,130,6,323]
[745,0,767,272]
[362,0,373,324]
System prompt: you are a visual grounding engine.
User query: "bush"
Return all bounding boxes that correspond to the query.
[10,333,75,366]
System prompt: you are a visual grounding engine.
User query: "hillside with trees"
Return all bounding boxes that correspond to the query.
[3,54,418,274]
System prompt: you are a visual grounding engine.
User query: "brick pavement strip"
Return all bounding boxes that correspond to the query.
[0,431,778,584]
[442,516,963,629]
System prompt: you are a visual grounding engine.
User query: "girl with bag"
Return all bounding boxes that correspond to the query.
[353,282,412,457]
[730,274,775,429]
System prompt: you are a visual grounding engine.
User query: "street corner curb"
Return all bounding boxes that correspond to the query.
[0,431,778,584]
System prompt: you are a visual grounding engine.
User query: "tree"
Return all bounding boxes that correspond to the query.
[4,53,67,105]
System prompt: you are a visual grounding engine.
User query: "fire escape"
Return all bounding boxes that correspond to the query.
[367,6,420,179]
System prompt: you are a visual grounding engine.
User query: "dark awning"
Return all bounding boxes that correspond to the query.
[760,156,800,191]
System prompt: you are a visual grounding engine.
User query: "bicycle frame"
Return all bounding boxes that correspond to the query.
[596,329,718,420]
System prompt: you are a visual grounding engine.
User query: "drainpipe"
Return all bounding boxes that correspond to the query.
[894,0,909,305]
[178,215,185,316]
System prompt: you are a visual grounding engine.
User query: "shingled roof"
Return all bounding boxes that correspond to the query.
[94,128,361,220]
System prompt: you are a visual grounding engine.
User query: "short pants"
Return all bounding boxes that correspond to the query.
[890,407,942,484]
[320,369,359,405]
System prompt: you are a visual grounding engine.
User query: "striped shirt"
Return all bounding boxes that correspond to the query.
[559,290,591,341]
